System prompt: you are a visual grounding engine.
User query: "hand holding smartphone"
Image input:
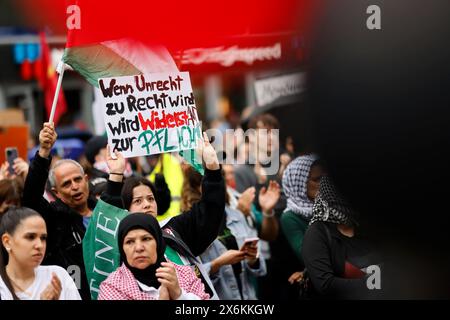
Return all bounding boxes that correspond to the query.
[240,237,259,251]
[240,237,260,263]
[5,147,18,176]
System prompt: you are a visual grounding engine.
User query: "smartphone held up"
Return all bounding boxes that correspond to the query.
[5,147,18,176]
[240,237,259,251]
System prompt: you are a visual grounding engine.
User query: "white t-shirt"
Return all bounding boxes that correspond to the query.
[0,265,81,300]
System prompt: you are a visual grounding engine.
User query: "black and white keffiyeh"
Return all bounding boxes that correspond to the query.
[310,176,357,226]
[282,154,318,219]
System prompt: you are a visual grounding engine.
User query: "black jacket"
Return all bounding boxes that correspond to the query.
[22,153,94,300]
[22,153,176,300]
[101,167,225,257]
[302,221,381,299]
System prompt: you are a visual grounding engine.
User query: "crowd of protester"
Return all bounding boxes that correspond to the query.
[0,113,381,300]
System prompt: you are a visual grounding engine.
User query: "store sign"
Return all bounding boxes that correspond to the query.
[177,42,282,67]
[254,72,305,107]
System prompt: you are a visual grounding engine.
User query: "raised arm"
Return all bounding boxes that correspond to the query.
[167,132,225,256]
[100,145,125,208]
[100,146,171,213]
[22,122,57,219]
[257,180,280,241]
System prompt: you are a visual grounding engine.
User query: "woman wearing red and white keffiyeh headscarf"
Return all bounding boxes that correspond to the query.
[98,213,209,300]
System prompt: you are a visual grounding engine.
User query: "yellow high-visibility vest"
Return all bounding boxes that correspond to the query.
[148,153,184,221]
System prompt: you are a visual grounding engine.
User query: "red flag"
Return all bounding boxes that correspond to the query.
[20,60,32,80]
[38,31,67,125]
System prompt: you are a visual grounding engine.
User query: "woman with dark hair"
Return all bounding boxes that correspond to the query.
[180,165,203,212]
[98,213,209,300]
[0,179,23,217]
[85,133,224,299]
[121,177,157,212]
[120,175,172,218]
[301,176,382,299]
[0,207,80,300]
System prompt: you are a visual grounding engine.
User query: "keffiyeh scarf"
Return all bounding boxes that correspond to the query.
[282,154,318,219]
[310,176,357,226]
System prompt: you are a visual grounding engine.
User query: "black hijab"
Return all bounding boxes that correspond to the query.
[118,213,166,288]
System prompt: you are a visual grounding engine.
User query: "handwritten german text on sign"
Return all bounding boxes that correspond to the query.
[98,72,201,157]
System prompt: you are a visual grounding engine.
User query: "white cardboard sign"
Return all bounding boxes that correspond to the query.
[98,72,201,157]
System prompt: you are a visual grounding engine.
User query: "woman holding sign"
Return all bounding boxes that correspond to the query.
[85,132,223,299]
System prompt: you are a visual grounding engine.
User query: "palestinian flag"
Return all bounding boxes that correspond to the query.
[62,1,204,174]
[62,0,180,86]
[63,38,179,87]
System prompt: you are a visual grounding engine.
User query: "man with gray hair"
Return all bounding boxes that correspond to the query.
[47,159,90,214]
[22,122,94,300]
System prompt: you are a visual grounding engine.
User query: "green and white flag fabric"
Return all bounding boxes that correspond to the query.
[82,199,128,300]
[63,38,204,175]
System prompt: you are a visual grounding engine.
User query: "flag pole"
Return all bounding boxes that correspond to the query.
[48,60,65,124]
